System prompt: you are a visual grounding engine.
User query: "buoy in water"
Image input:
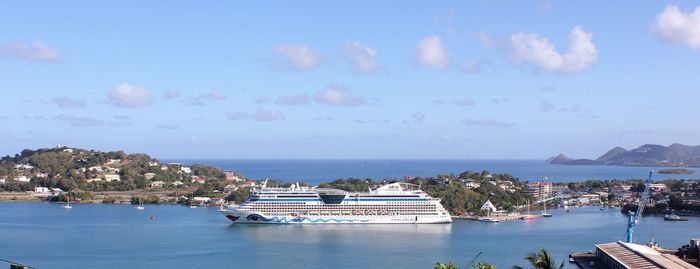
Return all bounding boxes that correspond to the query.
[150,216,156,221]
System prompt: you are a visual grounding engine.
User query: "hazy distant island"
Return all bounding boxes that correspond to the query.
[549,143,700,168]
[658,168,695,175]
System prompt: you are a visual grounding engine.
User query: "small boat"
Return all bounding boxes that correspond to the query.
[541,200,552,217]
[63,198,72,209]
[136,200,145,210]
[664,214,688,221]
[478,217,499,223]
[521,215,537,220]
[189,205,197,209]
[522,200,536,220]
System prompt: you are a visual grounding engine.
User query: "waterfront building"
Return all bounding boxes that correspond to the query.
[650,183,669,192]
[525,181,553,199]
[34,187,50,193]
[594,241,695,269]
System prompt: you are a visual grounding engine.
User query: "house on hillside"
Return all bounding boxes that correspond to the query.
[464,180,480,189]
[14,164,34,170]
[104,174,121,182]
[144,173,156,180]
[88,166,104,172]
[223,171,244,182]
[224,184,239,193]
[242,180,257,188]
[15,176,30,182]
[172,181,184,187]
[190,176,205,184]
[150,181,165,188]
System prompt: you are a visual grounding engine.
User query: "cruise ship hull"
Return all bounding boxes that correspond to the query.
[221,210,452,224]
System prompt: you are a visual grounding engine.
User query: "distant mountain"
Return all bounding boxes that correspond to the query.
[549,143,700,167]
[595,146,628,162]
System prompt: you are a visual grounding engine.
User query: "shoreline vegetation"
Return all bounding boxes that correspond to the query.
[1,147,699,215]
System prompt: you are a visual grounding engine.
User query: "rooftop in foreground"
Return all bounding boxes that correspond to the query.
[593,241,696,269]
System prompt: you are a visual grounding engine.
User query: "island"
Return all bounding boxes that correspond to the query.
[548,143,700,167]
[658,168,695,175]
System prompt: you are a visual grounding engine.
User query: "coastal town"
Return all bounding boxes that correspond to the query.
[1,146,699,216]
[1,147,699,268]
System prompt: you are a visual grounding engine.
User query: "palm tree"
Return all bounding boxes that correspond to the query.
[435,262,461,269]
[512,248,563,269]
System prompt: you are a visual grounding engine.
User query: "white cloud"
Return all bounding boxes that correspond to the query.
[652,5,700,50]
[53,114,104,127]
[50,97,86,108]
[314,86,368,107]
[256,96,272,104]
[344,41,378,73]
[157,124,180,130]
[107,84,153,108]
[187,91,226,105]
[272,44,323,70]
[461,118,514,128]
[510,26,598,73]
[459,59,482,74]
[477,32,499,49]
[416,36,449,68]
[163,89,180,99]
[412,112,426,124]
[275,94,310,106]
[539,100,555,112]
[1,41,61,63]
[226,109,285,121]
[454,98,476,107]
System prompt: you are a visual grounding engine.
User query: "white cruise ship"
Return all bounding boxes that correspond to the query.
[221,182,452,224]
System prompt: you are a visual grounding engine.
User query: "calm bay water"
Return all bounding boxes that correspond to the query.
[166,159,697,185]
[0,203,697,269]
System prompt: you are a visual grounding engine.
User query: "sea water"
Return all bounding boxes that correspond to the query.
[166,159,697,184]
[0,203,697,269]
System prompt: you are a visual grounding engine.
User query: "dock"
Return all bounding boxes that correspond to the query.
[569,252,598,269]
[452,214,543,221]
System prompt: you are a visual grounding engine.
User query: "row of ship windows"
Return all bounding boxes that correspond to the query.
[248,202,432,205]
[242,205,436,208]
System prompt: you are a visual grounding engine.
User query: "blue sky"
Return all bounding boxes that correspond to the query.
[1,0,700,159]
